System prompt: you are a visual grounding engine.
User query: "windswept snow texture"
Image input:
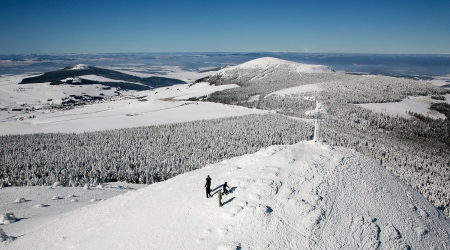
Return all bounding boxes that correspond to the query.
[4,142,449,249]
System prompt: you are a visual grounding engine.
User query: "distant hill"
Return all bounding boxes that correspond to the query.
[198,57,335,86]
[20,64,186,90]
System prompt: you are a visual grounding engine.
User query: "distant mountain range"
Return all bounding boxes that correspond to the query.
[20,65,186,90]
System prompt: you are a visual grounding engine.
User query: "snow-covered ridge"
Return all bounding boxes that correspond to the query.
[3,142,449,249]
[234,57,335,73]
[64,64,90,70]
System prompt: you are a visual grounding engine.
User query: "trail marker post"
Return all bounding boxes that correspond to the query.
[306,101,329,143]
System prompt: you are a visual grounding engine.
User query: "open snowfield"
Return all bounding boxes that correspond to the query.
[265,83,322,98]
[78,74,140,84]
[427,75,450,88]
[0,182,146,237]
[1,141,449,249]
[0,72,267,135]
[356,94,450,119]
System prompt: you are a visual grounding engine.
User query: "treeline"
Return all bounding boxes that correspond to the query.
[206,71,450,216]
[0,114,312,188]
[431,103,450,118]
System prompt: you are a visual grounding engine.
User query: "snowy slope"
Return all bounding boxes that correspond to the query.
[235,57,335,73]
[212,57,335,80]
[3,141,449,249]
[205,57,335,87]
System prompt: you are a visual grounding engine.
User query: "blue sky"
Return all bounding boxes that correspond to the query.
[1,0,449,54]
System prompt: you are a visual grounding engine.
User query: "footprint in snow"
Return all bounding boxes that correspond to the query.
[218,228,229,236]
[248,193,261,201]
[229,206,244,215]
[379,223,410,249]
[221,212,235,219]
[201,228,211,236]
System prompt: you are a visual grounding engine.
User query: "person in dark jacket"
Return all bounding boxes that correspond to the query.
[204,175,212,198]
[222,181,229,195]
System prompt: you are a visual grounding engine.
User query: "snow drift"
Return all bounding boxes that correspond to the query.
[3,141,449,249]
[0,213,17,225]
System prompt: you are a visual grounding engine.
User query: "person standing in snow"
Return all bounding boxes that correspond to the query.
[205,175,212,198]
[218,190,222,207]
[222,181,229,195]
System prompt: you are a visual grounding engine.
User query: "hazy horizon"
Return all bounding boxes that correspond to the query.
[1,52,449,76]
[1,1,449,54]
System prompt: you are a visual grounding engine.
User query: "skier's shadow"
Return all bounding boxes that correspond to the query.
[212,186,237,196]
[211,185,222,197]
[222,197,235,206]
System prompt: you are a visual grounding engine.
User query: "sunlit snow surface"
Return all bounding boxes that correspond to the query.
[0,182,146,237]
[265,83,322,98]
[356,94,450,119]
[0,70,265,135]
[2,142,449,249]
[65,64,90,70]
[235,57,335,73]
[211,57,335,81]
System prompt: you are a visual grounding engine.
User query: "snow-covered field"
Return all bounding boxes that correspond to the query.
[265,83,322,98]
[0,71,266,135]
[428,75,450,88]
[356,94,450,119]
[0,182,146,237]
[2,142,449,249]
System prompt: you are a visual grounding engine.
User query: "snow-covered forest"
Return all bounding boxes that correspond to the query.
[0,114,311,187]
[205,65,450,216]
